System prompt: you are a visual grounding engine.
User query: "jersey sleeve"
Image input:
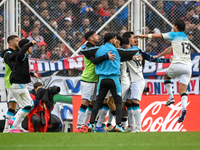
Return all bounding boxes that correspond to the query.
[81,45,108,64]
[117,48,138,62]
[161,32,176,42]
[140,49,170,63]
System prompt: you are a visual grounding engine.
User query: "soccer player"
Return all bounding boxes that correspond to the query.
[1,35,19,133]
[88,33,137,132]
[75,31,116,132]
[137,19,191,123]
[9,39,38,133]
[124,35,171,132]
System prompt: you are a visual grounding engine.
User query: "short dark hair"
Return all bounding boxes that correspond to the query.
[174,19,185,31]
[85,31,95,40]
[104,33,116,44]
[122,32,134,39]
[7,35,18,43]
[33,82,43,89]
[121,37,129,46]
[116,35,122,43]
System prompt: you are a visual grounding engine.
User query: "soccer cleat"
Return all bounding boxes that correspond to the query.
[9,128,21,133]
[95,126,106,132]
[74,128,87,133]
[3,128,9,133]
[126,126,135,132]
[18,127,29,133]
[88,124,95,132]
[115,125,125,133]
[106,125,113,131]
[81,125,88,132]
[165,98,175,106]
[178,109,187,123]
[8,119,14,126]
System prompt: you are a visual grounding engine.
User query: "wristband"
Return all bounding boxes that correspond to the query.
[148,34,152,39]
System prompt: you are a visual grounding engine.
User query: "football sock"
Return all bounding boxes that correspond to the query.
[11,108,30,130]
[96,104,109,127]
[4,108,15,130]
[82,105,93,126]
[164,80,173,99]
[132,103,141,131]
[107,110,113,124]
[77,104,87,128]
[126,103,134,127]
[181,93,188,110]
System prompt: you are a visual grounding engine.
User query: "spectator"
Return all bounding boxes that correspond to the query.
[94,16,104,30]
[67,0,80,20]
[193,2,200,19]
[146,43,153,53]
[80,18,93,33]
[21,16,32,38]
[27,27,44,52]
[96,0,110,17]
[54,0,67,19]
[169,1,186,23]
[182,6,199,28]
[27,82,61,132]
[146,1,165,31]
[79,1,99,27]
[32,41,51,60]
[21,0,35,22]
[116,0,128,26]
[51,46,64,61]
[63,17,76,44]
[57,41,72,58]
[104,6,122,32]
[151,39,162,53]
[73,31,83,48]
[40,9,51,23]
[119,29,127,37]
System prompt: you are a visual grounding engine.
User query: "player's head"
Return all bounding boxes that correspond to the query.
[33,82,43,93]
[173,19,185,32]
[85,31,99,44]
[122,32,134,47]
[18,39,32,54]
[7,35,19,49]
[115,35,122,48]
[120,37,130,49]
[104,33,117,45]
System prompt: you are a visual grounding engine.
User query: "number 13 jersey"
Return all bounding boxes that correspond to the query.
[162,32,192,65]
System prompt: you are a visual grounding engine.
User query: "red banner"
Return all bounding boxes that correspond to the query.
[72,95,200,132]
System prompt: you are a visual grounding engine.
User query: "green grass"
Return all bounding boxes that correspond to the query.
[0,132,200,150]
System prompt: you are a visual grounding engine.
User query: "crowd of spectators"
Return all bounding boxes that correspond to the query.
[146,0,200,53]
[0,0,200,60]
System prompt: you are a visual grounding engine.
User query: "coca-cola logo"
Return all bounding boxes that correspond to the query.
[141,101,190,132]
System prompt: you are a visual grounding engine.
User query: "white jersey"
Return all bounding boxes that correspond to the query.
[126,51,144,83]
[162,32,192,65]
[120,62,130,84]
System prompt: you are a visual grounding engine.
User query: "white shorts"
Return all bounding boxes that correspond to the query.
[11,84,33,108]
[166,63,192,85]
[130,80,145,101]
[121,83,130,102]
[81,81,97,102]
[6,88,17,102]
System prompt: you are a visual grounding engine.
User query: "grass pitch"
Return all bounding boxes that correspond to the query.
[0,132,200,150]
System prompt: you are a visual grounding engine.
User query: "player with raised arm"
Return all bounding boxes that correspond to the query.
[137,19,191,123]
[9,39,38,133]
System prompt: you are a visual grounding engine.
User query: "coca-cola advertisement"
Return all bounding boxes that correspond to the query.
[140,95,200,132]
[73,95,200,132]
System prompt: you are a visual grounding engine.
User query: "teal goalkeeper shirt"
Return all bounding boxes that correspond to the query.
[95,42,121,76]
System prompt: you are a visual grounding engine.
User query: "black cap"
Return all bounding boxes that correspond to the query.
[19,39,30,49]
[85,31,95,40]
